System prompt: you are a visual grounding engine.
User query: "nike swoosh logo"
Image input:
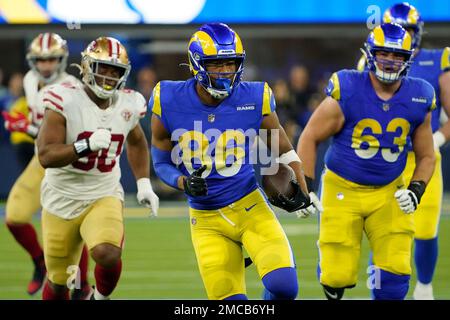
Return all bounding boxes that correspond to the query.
[324,288,338,299]
[245,204,257,212]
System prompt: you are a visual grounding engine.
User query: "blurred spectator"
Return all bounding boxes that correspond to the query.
[0,68,7,99]
[0,72,24,144]
[136,66,158,102]
[0,72,24,111]
[289,65,314,129]
[7,97,35,169]
[272,79,298,143]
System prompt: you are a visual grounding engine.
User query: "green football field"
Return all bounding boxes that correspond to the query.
[1,198,450,300]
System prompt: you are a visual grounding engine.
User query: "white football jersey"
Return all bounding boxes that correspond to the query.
[40,82,147,219]
[23,70,79,128]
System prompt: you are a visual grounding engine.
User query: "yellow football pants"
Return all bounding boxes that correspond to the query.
[42,196,123,285]
[5,155,45,224]
[189,188,295,300]
[318,169,414,289]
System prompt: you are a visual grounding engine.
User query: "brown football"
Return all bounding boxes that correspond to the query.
[261,163,296,201]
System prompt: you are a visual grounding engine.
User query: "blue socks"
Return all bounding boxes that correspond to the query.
[262,267,298,300]
[414,237,438,284]
[372,269,410,300]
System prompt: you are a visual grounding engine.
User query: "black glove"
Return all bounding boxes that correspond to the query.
[183,165,208,197]
[268,181,311,213]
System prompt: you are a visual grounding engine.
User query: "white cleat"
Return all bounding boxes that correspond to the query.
[413,282,434,300]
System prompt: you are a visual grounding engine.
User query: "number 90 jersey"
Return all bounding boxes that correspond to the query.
[325,70,436,186]
[41,82,147,202]
[150,78,276,210]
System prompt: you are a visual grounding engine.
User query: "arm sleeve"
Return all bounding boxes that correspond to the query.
[151,146,182,190]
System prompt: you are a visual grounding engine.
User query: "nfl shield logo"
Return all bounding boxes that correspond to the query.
[382,103,390,112]
[208,114,215,123]
[191,218,197,225]
[121,110,132,121]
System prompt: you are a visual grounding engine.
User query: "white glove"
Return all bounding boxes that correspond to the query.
[394,189,418,214]
[89,129,111,151]
[295,192,323,218]
[136,178,159,217]
[433,131,446,149]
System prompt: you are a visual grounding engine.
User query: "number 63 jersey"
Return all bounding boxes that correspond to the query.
[39,82,146,219]
[324,70,436,186]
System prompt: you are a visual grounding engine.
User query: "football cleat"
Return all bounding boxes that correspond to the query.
[413,281,434,300]
[27,256,47,295]
[71,282,93,300]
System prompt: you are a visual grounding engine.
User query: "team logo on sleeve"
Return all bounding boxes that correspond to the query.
[121,109,132,122]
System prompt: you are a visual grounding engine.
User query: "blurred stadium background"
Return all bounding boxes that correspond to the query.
[0,0,450,299]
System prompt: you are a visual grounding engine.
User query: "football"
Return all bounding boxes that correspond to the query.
[261,163,297,201]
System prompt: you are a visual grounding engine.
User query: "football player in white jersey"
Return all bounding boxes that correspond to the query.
[36,36,159,300]
[2,33,91,298]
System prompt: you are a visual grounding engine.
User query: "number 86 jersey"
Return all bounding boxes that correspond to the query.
[324,70,436,186]
[40,82,146,216]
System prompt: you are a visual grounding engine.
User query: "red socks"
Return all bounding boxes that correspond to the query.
[79,245,89,285]
[42,281,69,300]
[94,260,122,297]
[6,223,43,259]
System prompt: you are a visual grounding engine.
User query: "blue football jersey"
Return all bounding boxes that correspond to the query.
[325,70,436,185]
[408,48,450,132]
[149,78,276,210]
[357,47,450,132]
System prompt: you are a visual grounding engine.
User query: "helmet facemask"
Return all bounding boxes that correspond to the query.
[81,55,130,100]
[187,23,246,100]
[197,57,244,99]
[364,45,413,84]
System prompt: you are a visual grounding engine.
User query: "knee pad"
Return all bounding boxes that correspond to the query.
[262,267,298,300]
[322,285,345,300]
[372,269,410,300]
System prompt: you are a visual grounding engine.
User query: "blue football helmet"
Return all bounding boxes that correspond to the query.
[383,2,424,50]
[362,23,414,83]
[188,23,245,99]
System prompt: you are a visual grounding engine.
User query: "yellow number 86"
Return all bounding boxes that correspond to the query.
[177,129,246,177]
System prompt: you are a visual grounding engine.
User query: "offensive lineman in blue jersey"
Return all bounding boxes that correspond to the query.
[149,23,321,300]
[297,23,436,300]
[357,3,450,300]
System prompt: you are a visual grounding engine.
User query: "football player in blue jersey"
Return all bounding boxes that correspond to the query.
[297,23,436,300]
[149,23,321,300]
[357,3,450,300]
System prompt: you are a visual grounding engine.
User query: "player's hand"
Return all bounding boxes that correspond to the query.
[295,192,323,218]
[433,131,446,149]
[272,181,311,213]
[2,111,30,132]
[184,165,208,197]
[89,129,111,151]
[394,181,426,214]
[136,178,159,217]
